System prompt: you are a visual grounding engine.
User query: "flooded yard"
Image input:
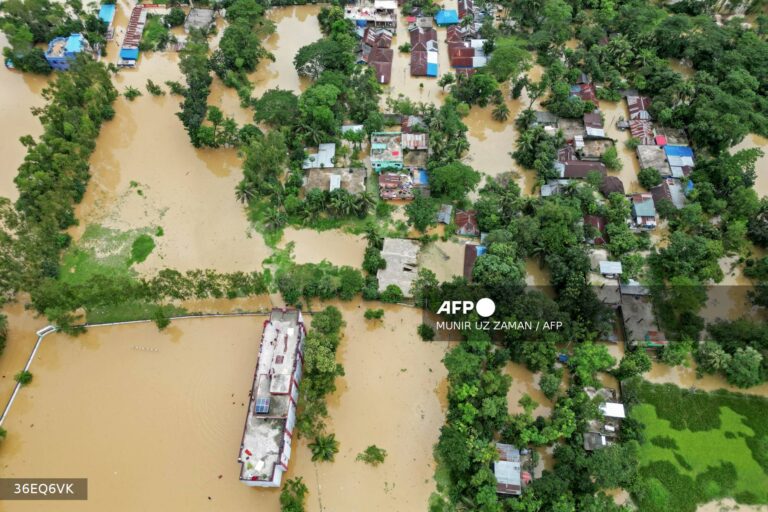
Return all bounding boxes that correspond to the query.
[278,228,367,268]
[0,36,48,201]
[600,100,642,194]
[65,5,327,275]
[418,240,466,283]
[0,301,447,511]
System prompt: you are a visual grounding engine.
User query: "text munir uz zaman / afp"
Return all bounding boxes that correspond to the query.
[434,298,564,332]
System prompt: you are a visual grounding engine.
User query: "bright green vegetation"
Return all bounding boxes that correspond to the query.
[139,15,173,51]
[146,80,165,96]
[124,86,142,101]
[417,323,434,341]
[280,477,308,512]
[363,308,384,321]
[356,445,387,466]
[14,370,32,386]
[629,381,768,511]
[266,244,364,307]
[129,234,155,265]
[87,301,187,326]
[296,306,345,438]
[60,225,153,284]
[309,433,339,462]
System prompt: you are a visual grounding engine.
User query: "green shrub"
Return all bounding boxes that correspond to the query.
[380,284,403,304]
[130,234,155,264]
[364,308,384,320]
[638,167,663,189]
[146,79,165,96]
[15,370,32,386]
[124,86,142,101]
[356,445,387,465]
[417,323,435,341]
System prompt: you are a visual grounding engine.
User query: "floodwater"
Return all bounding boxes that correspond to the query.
[0,297,46,401]
[732,133,768,198]
[385,0,454,106]
[600,100,642,194]
[0,36,48,201]
[525,258,551,287]
[646,360,768,397]
[278,228,367,268]
[697,499,768,511]
[250,6,320,97]
[505,361,553,418]
[69,87,272,274]
[210,5,322,124]
[418,240,466,283]
[0,301,448,512]
[463,99,521,181]
[65,5,333,275]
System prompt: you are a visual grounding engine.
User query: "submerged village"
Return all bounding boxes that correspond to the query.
[2,0,768,510]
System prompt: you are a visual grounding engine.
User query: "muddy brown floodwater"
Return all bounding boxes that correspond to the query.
[600,100,643,194]
[277,228,367,268]
[0,301,447,512]
[0,36,48,201]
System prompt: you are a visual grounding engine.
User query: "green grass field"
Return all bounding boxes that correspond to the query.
[60,224,156,285]
[630,380,768,512]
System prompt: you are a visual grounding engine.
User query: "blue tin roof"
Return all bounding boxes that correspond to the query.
[426,62,438,76]
[435,9,459,25]
[664,145,694,158]
[476,245,487,256]
[120,47,140,60]
[417,169,428,185]
[98,4,116,23]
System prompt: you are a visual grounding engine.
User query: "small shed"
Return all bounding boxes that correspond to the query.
[455,210,480,237]
[599,261,623,277]
[600,402,626,419]
[494,443,523,496]
[437,204,453,224]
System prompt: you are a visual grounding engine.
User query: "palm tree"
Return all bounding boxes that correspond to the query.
[235,181,257,205]
[264,206,287,231]
[516,108,536,130]
[309,433,339,462]
[492,102,510,122]
[355,192,376,216]
[363,223,384,249]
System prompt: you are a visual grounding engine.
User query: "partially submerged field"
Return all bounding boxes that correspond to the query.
[630,380,768,512]
[0,303,447,511]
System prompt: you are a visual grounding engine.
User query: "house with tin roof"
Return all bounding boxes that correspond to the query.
[629,193,657,230]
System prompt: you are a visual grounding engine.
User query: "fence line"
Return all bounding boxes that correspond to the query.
[0,310,276,427]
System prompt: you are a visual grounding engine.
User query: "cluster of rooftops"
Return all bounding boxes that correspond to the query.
[346,0,492,84]
[537,90,695,233]
[34,6,216,71]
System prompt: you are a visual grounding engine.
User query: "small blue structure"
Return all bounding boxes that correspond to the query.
[98,4,116,24]
[663,145,694,159]
[414,168,429,187]
[435,9,459,25]
[120,47,140,61]
[45,33,90,71]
